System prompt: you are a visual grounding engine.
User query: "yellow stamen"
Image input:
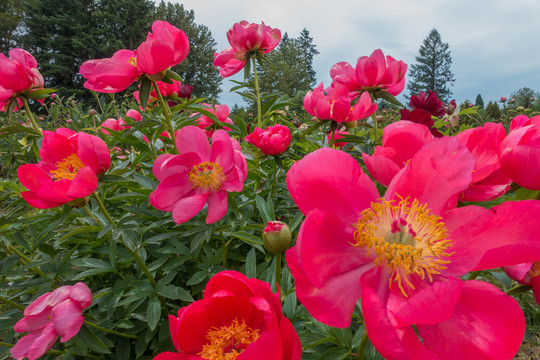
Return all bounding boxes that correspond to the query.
[128,57,137,67]
[352,197,453,297]
[188,161,226,192]
[530,261,540,278]
[199,319,260,360]
[50,154,85,180]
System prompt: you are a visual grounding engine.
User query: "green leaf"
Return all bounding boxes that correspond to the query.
[255,195,274,223]
[186,270,208,286]
[227,231,265,252]
[376,91,404,107]
[27,88,57,99]
[139,77,152,109]
[0,125,40,138]
[165,69,183,82]
[146,296,161,331]
[157,285,194,302]
[245,248,256,278]
[78,325,111,354]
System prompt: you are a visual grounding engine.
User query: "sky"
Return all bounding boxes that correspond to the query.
[167,0,540,107]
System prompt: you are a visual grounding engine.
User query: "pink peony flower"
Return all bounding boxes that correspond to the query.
[303,83,377,123]
[153,271,301,360]
[214,21,281,77]
[150,126,248,224]
[195,104,234,137]
[500,115,540,190]
[330,49,407,97]
[500,96,507,103]
[136,21,189,79]
[80,49,143,93]
[505,262,540,305]
[11,283,92,360]
[285,139,540,359]
[17,129,111,208]
[245,124,291,156]
[328,130,349,148]
[0,48,44,111]
[100,118,130,135]
[125,109,142,122]
[134,79,190,108]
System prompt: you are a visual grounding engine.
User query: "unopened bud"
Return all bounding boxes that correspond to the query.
[67,196,90,208]
[344,120,358,129]
[263,221,291,255]
[89,109,97,116]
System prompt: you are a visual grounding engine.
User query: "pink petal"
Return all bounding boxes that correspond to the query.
[26,324,58,360]
[206,191,228,224]
[66,166,98,198]
[17,164,52,192]
[77,132,111,175]
[238,328,283,360]
[150,174,194,211]
[210,129,234,172]
[279,318,302,360]
[69,282,93,309]
[172,193,209,224]
[175,126,211,160]
[20,191,65,209]
[382,120,433,162]
[51,300,84,342]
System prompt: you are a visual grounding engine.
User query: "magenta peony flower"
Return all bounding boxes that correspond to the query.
[11,283,92,360]
[214,21,281,77]
[500,115,540,190]
[304,83,377,124]
[505,262,540,305]
[285,139,540,359]
[329,130,350,148]
[153,271,301,360]
[245,124,291,156]
[100,118,130,135]
[330,49,407,97]
[500,96,507,103]
[150,126,248,224]
[195,104,234,137]
[17,129,111,208]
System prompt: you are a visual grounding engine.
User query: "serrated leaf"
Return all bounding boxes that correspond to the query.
[146,296,161,331]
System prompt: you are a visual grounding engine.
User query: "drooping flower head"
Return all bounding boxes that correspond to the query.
[303,83,377,124]
[17,129,111,208]
[0,48,45,111]
[330,49,407,98]
[153,271,301,360]
[285,137,540,359]
[150,126,248,224]
[11,283,92,360]
[194,104,234,137]
[245,124,291,156]
[214,21,281,77]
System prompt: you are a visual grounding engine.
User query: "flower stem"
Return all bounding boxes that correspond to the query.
[270,158,278,199]
[274,252,282,292]
[0,296,25,310]
[356,328,370,360]
[6,244,48,278]
[373,114,379,145]
[84,320,137,339]
[21,97,43,136]
[91,192,157,288]
[220,231,227,267]
[152,81,177,152]
[92,91,104,113]
[251,57,263,128]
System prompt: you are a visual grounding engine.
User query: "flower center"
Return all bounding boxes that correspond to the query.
[128,57,137,67]
[352,197,453,297]
[199,319,260,360]
[530,261,540,278]
[188,161,226,192]
[50,154,86,180]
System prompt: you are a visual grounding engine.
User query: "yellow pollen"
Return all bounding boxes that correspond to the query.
[188,161,226,192]
[128,57,137,67]
[530,261,540,278]
[352,197,454,297]
[50,154,86,180]
[198,319,260,360]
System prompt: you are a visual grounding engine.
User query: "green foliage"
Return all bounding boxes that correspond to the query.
[484,100,501,121]
[475,93,484,109]
[407,28,455,102]
[508,87,539,109]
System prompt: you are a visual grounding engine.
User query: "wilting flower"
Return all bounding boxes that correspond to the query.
[456,122,512,201]
[0,48,44,111]
[195,104,234,137]
[245,124,291,156]
[500,115,540,190]
[153,271,301,360]
[505,262,540,305]
[80,49,142,93]
[410,90,446,117]
[150,126,248,224]
[330,49,407,97]
[303,83,377,124]
[285,138,540,359]
[329,130,349,148]
[11,283,92,360]
[214,21,281,77]
[17,129,111,208]
[136,21,189,79]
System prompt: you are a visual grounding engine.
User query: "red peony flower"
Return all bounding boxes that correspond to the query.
[303,83,377,124]
[245,124,291,156]
[330,49,407,97]
[285,138,540,359]
[409,90,446,117]
[150,126,248,224]
[17,129,111,208]
[11,283,92,360]
[214,21,281,78]
[153,271,301,360]
[400,108,443,137]
[195,104,234,137]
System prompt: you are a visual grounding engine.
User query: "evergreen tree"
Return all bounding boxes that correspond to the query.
[0,0,30,53]
[154,1,222,100]
[509,87,539,108]
[407,28,455,102]
[484,101,501,121]
[475,94,484,109]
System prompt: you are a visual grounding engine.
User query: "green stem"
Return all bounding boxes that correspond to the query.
[467,271,480,281]
[506,284,532,296]
[302,336,334,351]
[7,245,48,278]
[274,252,282,292]
[220,231,227,267]
[84,320,137,339]
[152,81,177,151]
[252,57,263,128]
[92,91,104,113]
[21,97,43,136]
[356,328,370,360]
[270,158,277,199]
[92,192,157,288]
[0,296,25,310]
[373,114,379,145]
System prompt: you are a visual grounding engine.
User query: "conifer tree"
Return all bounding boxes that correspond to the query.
[407,28,455,102]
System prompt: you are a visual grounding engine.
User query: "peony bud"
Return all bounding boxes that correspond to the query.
[89,109,97,116]
[263,221,291,255]
[500,97,507,103]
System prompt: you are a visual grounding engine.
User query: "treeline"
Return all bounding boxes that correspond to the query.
[1,0,223,99]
